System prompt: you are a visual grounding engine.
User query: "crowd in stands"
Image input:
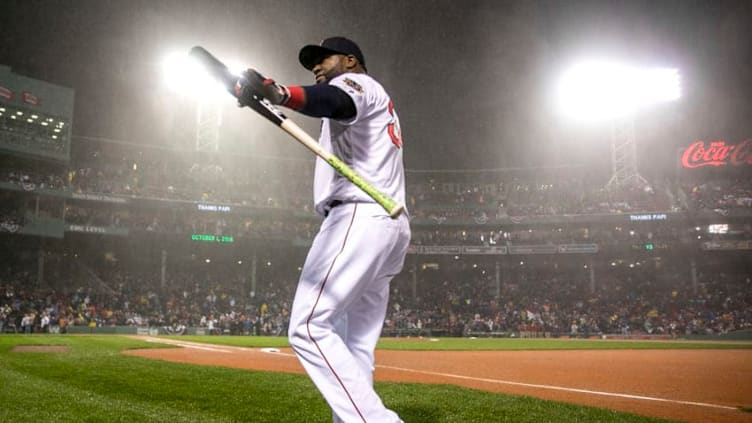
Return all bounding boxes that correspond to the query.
[0,168,67,192]
[2,140,751,340]
[0,254,295,337]
[3,141,750,223]
[409,221,691,246]
[0,191,24,232]
[2,149,749,251]
[681,176,752,212]
[386,260,752,338]
[65,146,312,209]
[407,171,682,219]
[2,248,750,340]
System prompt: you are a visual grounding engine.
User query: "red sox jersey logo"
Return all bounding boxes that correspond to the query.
[343,78,364,93]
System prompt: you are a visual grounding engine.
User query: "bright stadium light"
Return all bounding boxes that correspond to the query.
[161,51,242,100]
[162,49,246,152]
[556,60,681,122]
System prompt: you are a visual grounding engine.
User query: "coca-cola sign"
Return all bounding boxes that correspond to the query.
[681,139,752,168]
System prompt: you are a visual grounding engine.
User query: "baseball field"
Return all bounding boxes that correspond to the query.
[1,335,751,423]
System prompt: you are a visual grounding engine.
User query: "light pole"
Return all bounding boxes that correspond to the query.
[608,113,644,188]
[195,97,222,153]
[556,60,681,190]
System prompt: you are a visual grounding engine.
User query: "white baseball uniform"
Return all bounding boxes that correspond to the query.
[288,72,410,423]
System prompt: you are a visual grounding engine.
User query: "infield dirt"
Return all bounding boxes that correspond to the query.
[124,338,752,423]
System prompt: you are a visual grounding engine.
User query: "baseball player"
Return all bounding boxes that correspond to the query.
[235,37,410,423]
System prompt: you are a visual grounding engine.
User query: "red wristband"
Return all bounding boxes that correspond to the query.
[285,86,306,110]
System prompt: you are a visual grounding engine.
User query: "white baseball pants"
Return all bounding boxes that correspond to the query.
[288,203,410,423]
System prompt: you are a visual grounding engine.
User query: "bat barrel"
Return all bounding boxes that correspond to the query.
[189,46,237,93]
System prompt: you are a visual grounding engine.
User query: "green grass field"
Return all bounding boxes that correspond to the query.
[2,335,749,422]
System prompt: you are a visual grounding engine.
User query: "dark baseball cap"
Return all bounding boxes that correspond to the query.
[298,37,366,71]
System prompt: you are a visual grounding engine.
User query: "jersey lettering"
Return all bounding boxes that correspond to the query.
[387,100,402,149]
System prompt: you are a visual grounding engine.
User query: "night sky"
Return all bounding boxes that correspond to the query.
[1,0,750,174]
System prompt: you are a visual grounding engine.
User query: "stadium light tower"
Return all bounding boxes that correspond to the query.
[555,60,681,189]
[162,51,240,152]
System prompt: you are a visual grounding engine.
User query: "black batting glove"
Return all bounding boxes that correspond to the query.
[234,69,290,107]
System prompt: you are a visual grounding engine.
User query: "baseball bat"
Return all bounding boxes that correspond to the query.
[188,46,404,218]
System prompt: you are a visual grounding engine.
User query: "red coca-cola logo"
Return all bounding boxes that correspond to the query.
[681,139,752,168]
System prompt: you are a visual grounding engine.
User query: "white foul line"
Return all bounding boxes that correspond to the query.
[376,364,740,411]
[142,337,234,353]
[139,340,741,412]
